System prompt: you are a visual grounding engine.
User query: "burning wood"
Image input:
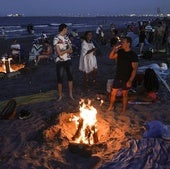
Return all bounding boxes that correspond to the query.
[71,99,98,145]
[0,57,24,74]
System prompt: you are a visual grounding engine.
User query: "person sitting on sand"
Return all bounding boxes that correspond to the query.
[10,39,21,63]
[41,32,48,43]
[29,39,43,63]
[35,40,52,65]
[130,68,159,102]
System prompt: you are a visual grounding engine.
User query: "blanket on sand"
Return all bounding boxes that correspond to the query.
[99,138,170,169]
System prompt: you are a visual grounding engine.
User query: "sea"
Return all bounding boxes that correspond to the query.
[0,16,155,39]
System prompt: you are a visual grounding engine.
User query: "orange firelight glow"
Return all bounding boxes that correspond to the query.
[0,57,24,73]
[71,99,98,145]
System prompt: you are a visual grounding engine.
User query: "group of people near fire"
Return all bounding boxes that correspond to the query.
[3,18,169,114]
[51,21,166,113]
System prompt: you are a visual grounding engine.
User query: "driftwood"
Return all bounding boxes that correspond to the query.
[72,118,83,141]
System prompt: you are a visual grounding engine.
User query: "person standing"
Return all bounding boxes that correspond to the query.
[138,25,146,57]
[154,21,165,52]
[96,25,105,45]
[53,23,74,101]
[110,29,119,48]
[107,36,138,113]
[79,31,97,84]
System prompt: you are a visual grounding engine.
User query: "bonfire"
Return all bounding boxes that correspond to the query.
[0,57,24,73]
[70,99,98,145]
[42,97,139,164]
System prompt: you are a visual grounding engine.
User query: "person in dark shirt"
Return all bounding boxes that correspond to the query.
[107,36,138,113]
[138,25,146,56]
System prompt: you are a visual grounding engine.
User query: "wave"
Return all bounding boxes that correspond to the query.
[0,25,22,29]
[34,24,49,28]
[49,22,72,27]
[0,16,154,39]
[49,23,60,26]
[5,29,26,33]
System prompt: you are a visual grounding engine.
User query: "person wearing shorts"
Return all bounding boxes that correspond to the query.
[107,36,138,113]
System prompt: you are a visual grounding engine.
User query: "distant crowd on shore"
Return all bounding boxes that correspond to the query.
[0,17,170,66]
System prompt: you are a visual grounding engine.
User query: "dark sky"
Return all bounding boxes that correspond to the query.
[1,0,170,16]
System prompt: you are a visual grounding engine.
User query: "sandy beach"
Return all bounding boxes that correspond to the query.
[0,31,170,169]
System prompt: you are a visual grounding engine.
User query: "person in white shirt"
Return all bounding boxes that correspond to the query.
[96,25,105,45]
[79,31,97,84]
[53,23,74,101]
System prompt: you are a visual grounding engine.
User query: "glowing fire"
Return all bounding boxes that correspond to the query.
[71,99,98,145]
[0,57,24,73]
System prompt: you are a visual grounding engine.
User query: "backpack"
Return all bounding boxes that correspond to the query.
[143,68,159,92]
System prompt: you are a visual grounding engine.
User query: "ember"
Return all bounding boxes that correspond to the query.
[71,99,98,145]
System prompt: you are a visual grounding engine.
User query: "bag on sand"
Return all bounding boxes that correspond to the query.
[143,68,159,92]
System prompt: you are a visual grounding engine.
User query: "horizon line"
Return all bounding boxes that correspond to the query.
[1,13,170,17]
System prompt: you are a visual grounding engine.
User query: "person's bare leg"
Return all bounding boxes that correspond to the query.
[85,73,89,82]
[35,56,40,65]
[92,69,97,83]
[85,73,90,86]
[36,55,49,65]
[122,90,128,113]
[107,89,118,111]
[57,83,63,101]
[68,81,74,100]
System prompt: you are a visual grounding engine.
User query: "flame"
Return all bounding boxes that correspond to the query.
[71,99,98,145]
[0,57,24,73]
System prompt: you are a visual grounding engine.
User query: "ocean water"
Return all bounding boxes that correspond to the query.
[0,16,154,39]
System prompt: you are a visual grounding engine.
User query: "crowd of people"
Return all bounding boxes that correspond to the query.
[36,21,167,113]
[0,17,169,113]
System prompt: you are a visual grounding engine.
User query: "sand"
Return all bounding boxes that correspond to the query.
[0,33,170,169]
